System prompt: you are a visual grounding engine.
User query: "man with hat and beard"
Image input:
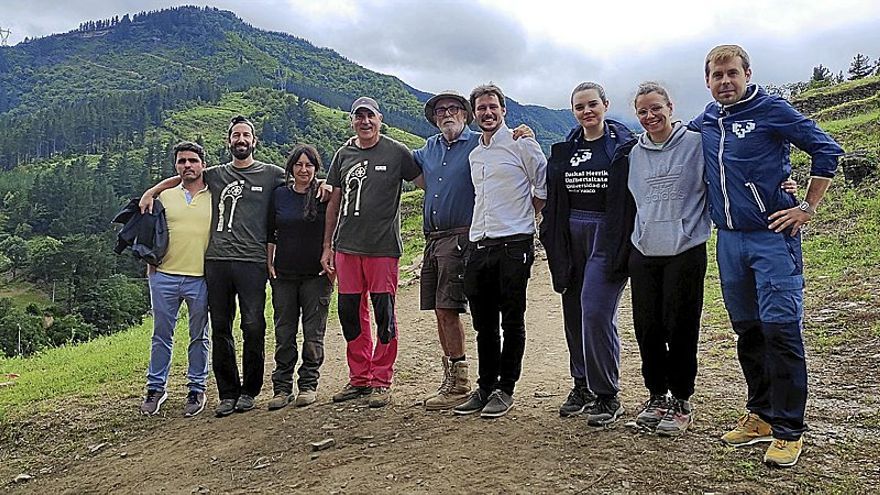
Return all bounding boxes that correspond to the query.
[414,91,534,411]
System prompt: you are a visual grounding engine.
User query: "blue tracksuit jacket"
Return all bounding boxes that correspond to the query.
[689,85,843,231]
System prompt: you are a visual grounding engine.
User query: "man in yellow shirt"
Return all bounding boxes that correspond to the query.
[140,142,213,417]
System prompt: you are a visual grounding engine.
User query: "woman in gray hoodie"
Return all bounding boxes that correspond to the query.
[624,82,797,436]
[626,82,709,436]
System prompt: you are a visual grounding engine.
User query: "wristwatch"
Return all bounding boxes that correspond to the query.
[798,201,816,215]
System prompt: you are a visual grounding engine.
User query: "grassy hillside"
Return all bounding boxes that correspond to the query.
[0,6,571,150]
[792,74,880,155]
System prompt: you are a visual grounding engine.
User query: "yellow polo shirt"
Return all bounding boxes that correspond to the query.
[157,186,212,277]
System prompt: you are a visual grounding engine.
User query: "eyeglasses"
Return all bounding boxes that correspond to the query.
[636,105,669,118]
[433,106,464,117]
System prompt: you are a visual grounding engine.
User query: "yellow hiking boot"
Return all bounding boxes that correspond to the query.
[764,437,804,467]
[721,412,772,446]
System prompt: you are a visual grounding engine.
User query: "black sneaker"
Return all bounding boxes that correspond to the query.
[480,390,514,419]
[453,388,489,416]
[214,398,236,417]
[234,394,256,412]
[140,389,168,416]
[183,391,206,418]
[635,394,669,429]
[586,395,624,426]
[559,386,596,417]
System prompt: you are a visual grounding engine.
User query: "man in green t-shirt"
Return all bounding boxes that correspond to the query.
[322,97,421,408]
[141,116,284,417]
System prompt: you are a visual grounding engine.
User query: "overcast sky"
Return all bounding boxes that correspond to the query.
[4,0,880,119]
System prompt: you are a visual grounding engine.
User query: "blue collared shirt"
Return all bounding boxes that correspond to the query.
[413,128,480,232]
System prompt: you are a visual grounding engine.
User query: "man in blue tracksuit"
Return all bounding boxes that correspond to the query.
[691,45,843,468]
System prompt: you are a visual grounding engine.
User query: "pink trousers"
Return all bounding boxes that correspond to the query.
[335,252,399,387]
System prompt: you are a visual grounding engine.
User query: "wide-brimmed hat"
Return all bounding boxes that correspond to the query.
[424,91,474,126]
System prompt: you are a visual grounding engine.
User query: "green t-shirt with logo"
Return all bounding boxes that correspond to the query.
[327,136,420,257]
[203,160,284,263]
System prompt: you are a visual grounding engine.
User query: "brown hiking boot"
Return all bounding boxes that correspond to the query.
[424,356,451,402]
[425,360,471,410]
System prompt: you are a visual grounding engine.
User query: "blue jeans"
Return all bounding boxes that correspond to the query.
[146,271,210,393]
[717,229,807,440]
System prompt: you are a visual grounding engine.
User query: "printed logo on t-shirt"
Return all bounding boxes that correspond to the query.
[374,165,387,171]
[251,186,263,192]
[217,180,245,232]
[343,160,368,217]
[570,149,592,166]
[565,169,608,194]
[732,120,756,138]
[565,146,606,195]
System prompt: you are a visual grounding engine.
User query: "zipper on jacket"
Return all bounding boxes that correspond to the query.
[745,182,767,213]
[717,114,734,229]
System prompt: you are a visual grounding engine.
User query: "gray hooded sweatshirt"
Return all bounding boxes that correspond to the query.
[628,122,711,257]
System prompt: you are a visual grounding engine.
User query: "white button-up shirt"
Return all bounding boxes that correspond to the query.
[468,123,547,242]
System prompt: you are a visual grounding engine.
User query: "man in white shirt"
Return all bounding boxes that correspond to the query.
[453,84,547,419]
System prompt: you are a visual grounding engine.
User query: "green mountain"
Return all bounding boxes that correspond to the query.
[0,5,573,166]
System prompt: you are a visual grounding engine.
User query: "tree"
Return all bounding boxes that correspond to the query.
[811,64,831,82]
[848,53,873,80]
[75,274,149,334]
[26,236,63,282]
[0,235,28,278]
[45,313,96,346]
[0,305,46,357]
[808,64,833,90]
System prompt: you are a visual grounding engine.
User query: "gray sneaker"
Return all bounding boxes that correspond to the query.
[635,394,669,429]
[140,389,168,416]
[656,398,694,436]
[480,390,514,419]
[235,395,256,412]
[183,391,206,417]
[586,395,624,426]
[294,389,317,407]
[453,388,489,416]
[214,398,236,417]
[267,393,292,411]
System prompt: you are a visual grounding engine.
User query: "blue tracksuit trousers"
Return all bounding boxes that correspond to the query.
[717,228,808,440]
[561,210,626,397]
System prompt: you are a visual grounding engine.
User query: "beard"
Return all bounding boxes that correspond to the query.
[478,120,499,133]
[230,143,255,160]
[439,121,465,140]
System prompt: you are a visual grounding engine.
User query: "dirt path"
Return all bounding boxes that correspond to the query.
[4,259,879,494]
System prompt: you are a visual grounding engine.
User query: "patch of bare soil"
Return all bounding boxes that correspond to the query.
[3,261,879,494]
